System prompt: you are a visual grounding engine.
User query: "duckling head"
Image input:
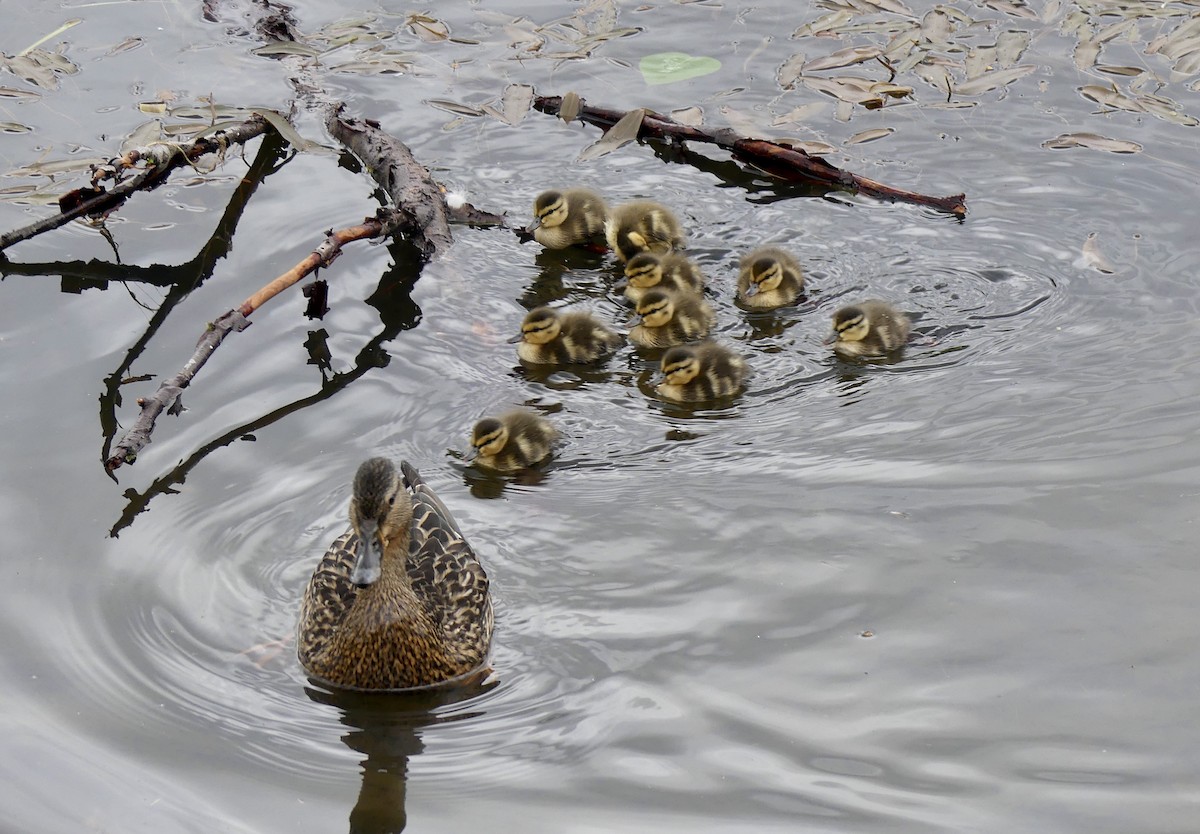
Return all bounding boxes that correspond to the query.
[746,256,785,297]
[347,457,413,587]
[624,252,664,288]
[824,306,869,345]
[635,289,676,328]
[510,306,562,345]
[660,345,700,385]
[531,191,569,231]
[470,417,510,460]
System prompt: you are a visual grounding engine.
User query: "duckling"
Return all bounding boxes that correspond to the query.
[824,299,911,357]
[530,188,609,249]
[737,246,805,309]
[297,458,492,691]
[629,288,715,349]
[469,410,558,473]
[656,341,747,403]
[605,200,686,262]
[509,306,624,364]
[621,251,706,305]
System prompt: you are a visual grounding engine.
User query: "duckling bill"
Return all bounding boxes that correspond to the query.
[824,300,911,357]
[297,458,493,691]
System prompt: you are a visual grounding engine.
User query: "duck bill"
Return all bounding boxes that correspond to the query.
[821,330,839,346]
[350,518,383,587]
[528,216,542,231]
[505,332,525,344]
[744,284,760,297]
[464,446,479,463]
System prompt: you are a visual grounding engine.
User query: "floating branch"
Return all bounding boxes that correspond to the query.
[104,219,385,473]
[0,115,271,253]
[532,94,966,218]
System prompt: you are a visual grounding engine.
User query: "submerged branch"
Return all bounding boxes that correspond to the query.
[532,95,966,218]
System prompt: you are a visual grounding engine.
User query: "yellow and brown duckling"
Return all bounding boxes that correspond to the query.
[605,199,686,262]
[297,457,493,691]
[656,341,747,403]
[530,188,609,250]
[629,288,715,349]
[621,251,706,305]
[510,306,624,364]
[824,299,911,357]
[469,410,558,473]
[737,246,805,309]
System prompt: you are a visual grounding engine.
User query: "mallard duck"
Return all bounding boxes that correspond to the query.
[509,306,623,364]
[605,200,685,262]
[530,188,609,249]
[824,299,911,357]
[469,410,558,472]
[629,289,715,349]
[297,458,493,691]
[621,251,706,305]
[737,246,805,309]
[656,341,746,402]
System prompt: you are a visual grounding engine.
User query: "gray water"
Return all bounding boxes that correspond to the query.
[3,1,1200,832]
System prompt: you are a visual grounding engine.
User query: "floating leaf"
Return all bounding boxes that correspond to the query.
[790,140,838,156]
[560,91,582,123]
[982,0,1037,20]
[105,37,144,57]
[1080,83,1144,112]
[846,127,894,144]
[670,105,704,126]
[500,83,534,125]
[793,12,854,39]
[138,100,168,114]
[1042,132,1142,153]
[426,99,486,117]
[1074,38,1100,71]
[121,119,162,152]
[251,108,323,152]
[995,30,1030,65]
[777,52,806,89]
[0,121,31,133]
[577,107,644,161]
[863,0,915,16]
[0,85,41,100]
[772,102,827,125]
[954,64,1036,95]
[252,41,323,58]
[1080,232,1116,274]
[802,46,882,73]
[1134,91,1199,126]
[920,9,954,45]
[1096,65,1143,77]
[407,13,450,42]
[639,52,721,85]
[804,75,880,104]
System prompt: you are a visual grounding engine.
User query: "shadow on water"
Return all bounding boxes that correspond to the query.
[107,240,426,536]
[305,674,497,834]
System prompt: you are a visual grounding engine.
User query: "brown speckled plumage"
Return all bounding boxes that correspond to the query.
[605,200,685,263]
[471,410,558,473]
[513,306,624,365]
[297,458,493,691]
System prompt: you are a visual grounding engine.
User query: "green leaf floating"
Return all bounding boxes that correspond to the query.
[639,52,721,86]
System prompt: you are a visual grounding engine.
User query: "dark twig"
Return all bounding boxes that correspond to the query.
[532,94,966,218]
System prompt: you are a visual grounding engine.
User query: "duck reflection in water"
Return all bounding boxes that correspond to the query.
[306,673,495,834]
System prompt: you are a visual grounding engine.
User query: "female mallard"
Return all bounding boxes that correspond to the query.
[509,306,623,364]
[530,188,609,249]
[605,200,686,262]
[629,288,715,349]
[824,299,911,357]
[737,246,804,309]
[656,341,746,402]
[297,458,493,691]
[621,251,706,305]
[469,410,558,472]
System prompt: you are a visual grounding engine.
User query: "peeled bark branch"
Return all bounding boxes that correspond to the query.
[104,218,386,473]
[532,95,966,218]
[0,115,270,253]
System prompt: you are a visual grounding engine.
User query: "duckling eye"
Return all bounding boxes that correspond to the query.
[388,496,395,506]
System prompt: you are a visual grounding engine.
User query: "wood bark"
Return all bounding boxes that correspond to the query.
[532,95,967,218]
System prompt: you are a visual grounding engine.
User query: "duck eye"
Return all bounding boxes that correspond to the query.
[388,496,395,506]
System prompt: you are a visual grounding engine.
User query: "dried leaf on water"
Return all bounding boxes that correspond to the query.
[500,83,534,125]
[0,85,41,100]
[772,102,827,125]
[1080,83,1144,112]
[802,46,882,73]
[407,13,450,42]
[1042,132,1142,153]
[425,99,486,117]
[1080,232,1117,274]
[846,127,895,144]
[954,64,1037,95]
[0,121,32,133]
[1073,38,1100,71]
[995,30,1030,65]
[789,140,838,156]
[105,37,144,57]
[670,105,704,126]
[777,52,806,90]
[577,107,644,161]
